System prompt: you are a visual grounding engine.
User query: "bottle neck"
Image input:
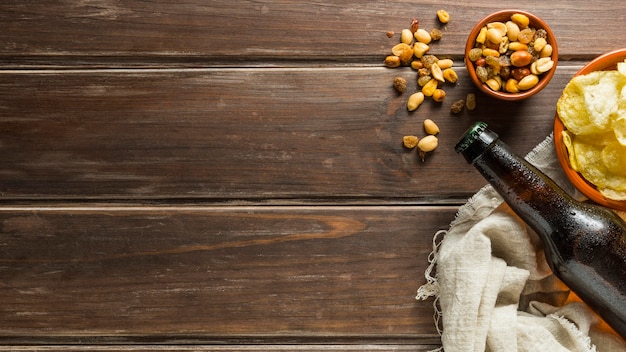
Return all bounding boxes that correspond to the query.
[471,139,572,236]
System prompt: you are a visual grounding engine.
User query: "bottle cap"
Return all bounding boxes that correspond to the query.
[455,122,498,163]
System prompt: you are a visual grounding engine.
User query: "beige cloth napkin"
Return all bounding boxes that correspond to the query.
[416,134,626,352]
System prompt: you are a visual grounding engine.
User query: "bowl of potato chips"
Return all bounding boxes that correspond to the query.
[554,48,626,210]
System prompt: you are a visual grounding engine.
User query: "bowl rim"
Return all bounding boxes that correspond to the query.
[464,9,558,101]
[553,48,626,211]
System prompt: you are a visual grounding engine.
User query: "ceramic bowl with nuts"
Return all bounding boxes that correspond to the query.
[465,10,558,101]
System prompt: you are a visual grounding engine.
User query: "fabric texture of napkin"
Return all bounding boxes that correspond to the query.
[416,134,626,352]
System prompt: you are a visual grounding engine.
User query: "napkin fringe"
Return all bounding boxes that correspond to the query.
[416,229,445,346]
[548,314,597,352]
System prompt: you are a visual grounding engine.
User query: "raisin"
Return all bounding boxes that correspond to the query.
[450,99,465,114]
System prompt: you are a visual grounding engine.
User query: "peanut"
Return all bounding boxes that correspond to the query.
[430,63,444,82]
[505,21,520,41]
[540,44,553,58]
[407,92,425,111]
[414,28,432,44]
[437,59,453,69]
[486,27,504,44]
[384,13,461,121]
[531,57,554,74]
[417,135,439,161]
[487,21,507,34]
[401,29,413,45]
[517,74,539,90]
[498,36,510,54]
[510,50,533,67]
[485,78,501,91]
[423,119,440,135]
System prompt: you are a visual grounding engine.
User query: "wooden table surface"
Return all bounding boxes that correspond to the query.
[1,1,625,350]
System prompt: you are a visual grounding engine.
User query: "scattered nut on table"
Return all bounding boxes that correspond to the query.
[451,99,465,114]
[423,119,440,135]
[417,135,439,162]
[393,77,407,93]
[407,92,425,111]
[403,135,419,149]
[384,10,463,164]
[436,9,450,24]
[384,11,457,114]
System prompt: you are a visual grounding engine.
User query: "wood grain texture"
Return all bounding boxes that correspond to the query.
[2,0,626,350]
[1,1,625,66]
[0,346,442,352]
[1,66,578,201]
[0,206,451,338]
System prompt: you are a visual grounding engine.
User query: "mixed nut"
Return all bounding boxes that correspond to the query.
[386,12,555,166]
[386,19,460,112]
[468,12,555,93]
[386,10,495,163]
[403,119,440,162]
[386,10,473,161]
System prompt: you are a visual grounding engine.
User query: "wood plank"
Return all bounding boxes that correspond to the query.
[0,345,442,351]
[0,206,452,338]
[1,1,625,66]
[1,65,578,201]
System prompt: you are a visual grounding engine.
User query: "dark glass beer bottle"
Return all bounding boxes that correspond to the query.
[455,122,626,339]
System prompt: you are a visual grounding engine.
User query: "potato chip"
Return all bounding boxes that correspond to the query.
[613,116,626,146]
[615,84,626,145]
[601,141,626,177]
[598,188,626,201]
[618,60,626,77]
[566,136,626,197]
[570,139,609,188]
[557,71,624,135]
[557,79,601,135]
[557,62,626,201]
[561,131,579,171]
[582,71,624,128]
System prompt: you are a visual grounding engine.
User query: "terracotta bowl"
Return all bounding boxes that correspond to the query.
[554,48,626,211]
[465,10,558,101]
